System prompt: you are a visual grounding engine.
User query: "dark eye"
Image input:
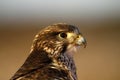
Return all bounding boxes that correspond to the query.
[59,32,67,38]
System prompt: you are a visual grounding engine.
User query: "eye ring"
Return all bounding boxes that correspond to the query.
[59,32,67,38]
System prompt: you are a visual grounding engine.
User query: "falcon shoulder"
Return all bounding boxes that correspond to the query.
[10,49,72,80]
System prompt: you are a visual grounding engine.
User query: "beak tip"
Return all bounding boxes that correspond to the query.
[83,39,87,48]
[83,42,87,48]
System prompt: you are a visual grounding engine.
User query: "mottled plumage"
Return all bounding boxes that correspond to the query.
[10,23,86,80]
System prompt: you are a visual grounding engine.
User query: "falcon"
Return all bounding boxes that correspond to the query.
[10,23,86,80]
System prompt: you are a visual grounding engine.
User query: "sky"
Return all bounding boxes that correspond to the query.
[0,0,120,19]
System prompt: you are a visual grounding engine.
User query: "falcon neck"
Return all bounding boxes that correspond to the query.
[58,52,77,80]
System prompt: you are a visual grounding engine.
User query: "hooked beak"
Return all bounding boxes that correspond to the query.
[75,35,87,48]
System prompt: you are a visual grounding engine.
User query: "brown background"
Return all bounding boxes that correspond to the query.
[0,19,120,80]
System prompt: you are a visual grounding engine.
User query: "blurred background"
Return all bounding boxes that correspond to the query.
[0,0,120,80]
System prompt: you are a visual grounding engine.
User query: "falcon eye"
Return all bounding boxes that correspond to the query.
[59,32,67,38]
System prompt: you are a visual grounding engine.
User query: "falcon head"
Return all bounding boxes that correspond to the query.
[31,23,86,58]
